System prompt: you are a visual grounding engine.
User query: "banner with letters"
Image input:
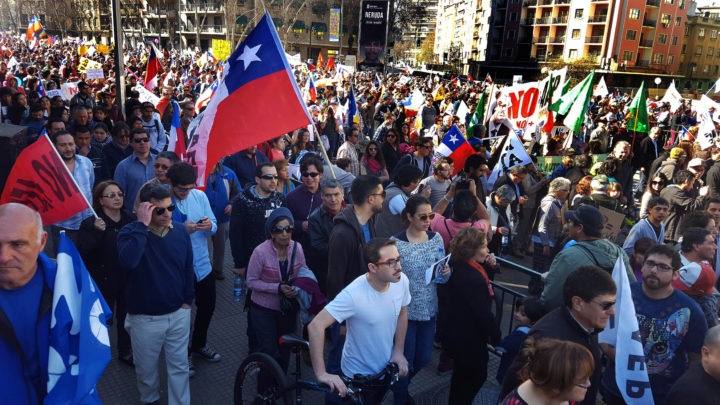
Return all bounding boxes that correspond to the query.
[357,0,389,72]
[487,133,533,190]
[329,8,341,42]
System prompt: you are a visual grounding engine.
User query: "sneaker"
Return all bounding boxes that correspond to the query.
[188,355,196,378]
[195,345,221,362]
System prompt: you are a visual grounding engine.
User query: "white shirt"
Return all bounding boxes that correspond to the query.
[325,273,411,376]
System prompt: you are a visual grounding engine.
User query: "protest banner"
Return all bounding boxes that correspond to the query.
[97,44,110,54]
[61,82,78,100]
[134,83,160,105]
[212,39,231,60]
[86,68,104,79]
[598,206,625,243]
[46,89,65,100]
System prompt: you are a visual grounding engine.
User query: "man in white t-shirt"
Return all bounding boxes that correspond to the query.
[309,238,411,402]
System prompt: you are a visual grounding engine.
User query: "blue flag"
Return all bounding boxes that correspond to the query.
[346,86,358,126]
[46,232,112,404]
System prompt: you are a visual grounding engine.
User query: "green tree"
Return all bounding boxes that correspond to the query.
[541,55,599,87]
[417,31,434,65]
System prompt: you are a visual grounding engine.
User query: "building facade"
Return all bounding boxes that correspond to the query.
[678,4,720,91]
[434,0,477,70]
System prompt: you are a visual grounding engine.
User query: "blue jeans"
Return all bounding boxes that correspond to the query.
[326,322,346,405]
[392,317,436,405]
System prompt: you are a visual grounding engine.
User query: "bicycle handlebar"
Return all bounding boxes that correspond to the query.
[344,362,399,386]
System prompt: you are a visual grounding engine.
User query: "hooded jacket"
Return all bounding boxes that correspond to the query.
[326,206,376,300]
[229,186,286,269]
[541,239,635,311]
[660,184,708,243]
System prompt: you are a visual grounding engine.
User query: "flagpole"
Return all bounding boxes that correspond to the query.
[44,134,98,219]
[631,107,639,153]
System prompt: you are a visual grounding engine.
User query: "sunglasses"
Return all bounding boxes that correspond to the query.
[133,137,150,143]
[591,299,616,311]
[370,191,386,198]
[102,192,124,199]
[302,172,320,178]
[174,185,194,193]
[271,225,294,234]
[368,147,378,151]
[651,180,664,185]
[386,134,396,138]
[260,174,279,180]
[154,204,176,215]
[154,163,170,169]
[416,213,436,221]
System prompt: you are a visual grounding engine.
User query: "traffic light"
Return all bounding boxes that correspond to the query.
[416,38,421,47]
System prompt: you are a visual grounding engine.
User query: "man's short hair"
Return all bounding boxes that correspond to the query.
[509,166,528,176]
[365,237,396,264]
[335,157,351,170]
[644,244,682,271]
[673,169,694,185]
[394,164,423,187]
[647,196,669,210]
[254,162,274,178]
[414,136,432,147]
[299,155,324,174]
[130,127,148,139]
[463,154,486,172]
[350,175,382,206]
[548,177,571,194]
[681,227,712,253]
[167,161,197,186]
[139,183,171,203]
[706,197,720,208]
[73,126,91,136]
[562,266,617,308]
[321,178,343,194]
[452,190,479,222]
[51,130,72,144]
[679,211,713,235]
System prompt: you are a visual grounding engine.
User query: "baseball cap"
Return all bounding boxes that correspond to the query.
[673,262,715,295]
[670,147,686,159]
[592,174,609,184]
[564,205,603,230]
[688,158,704,168]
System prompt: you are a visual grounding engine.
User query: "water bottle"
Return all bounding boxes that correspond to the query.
[234,276,245,302]
[501,234,509,248]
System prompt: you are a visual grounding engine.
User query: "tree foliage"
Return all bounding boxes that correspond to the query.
[541,55,599,87]
[417,31,434,64]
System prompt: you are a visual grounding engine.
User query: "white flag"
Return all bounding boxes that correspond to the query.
[594,76,609,97]
[487,133,532,190]
[456,101,470,122]
[599,257,654,405]
[660,80,683,112]
[713,77,720,93]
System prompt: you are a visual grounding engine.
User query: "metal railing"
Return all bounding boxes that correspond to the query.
[549,36,565,43]
[643,19,657,26]
[180,2,224,12]
[639,39,654,47]
[535,16,552,24]
[491,258,543,337]
[555,0,571,5]
[589,15,608,23]
[585,35,603,43]
[534,36,549,43]
[555,16,568,23]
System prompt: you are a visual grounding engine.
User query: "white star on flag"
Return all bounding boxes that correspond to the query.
[449,134,459,144]
[237,44,262,70]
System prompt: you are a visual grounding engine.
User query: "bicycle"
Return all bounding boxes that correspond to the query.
[234,334,399,405]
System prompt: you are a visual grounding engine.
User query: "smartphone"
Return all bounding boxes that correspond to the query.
[198,218,208,224]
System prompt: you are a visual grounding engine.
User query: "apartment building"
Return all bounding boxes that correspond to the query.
[678,4,720,90]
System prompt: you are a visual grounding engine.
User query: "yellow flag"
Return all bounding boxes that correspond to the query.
[432,85,445,101]
[78,46,88,56]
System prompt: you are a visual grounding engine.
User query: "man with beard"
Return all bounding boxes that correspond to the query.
[132,151,180,212]
[48,131,95,249]
[600,244,707,405]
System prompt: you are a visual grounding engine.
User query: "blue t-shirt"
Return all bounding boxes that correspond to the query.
[0,269,43,388]
[361,222,371,243]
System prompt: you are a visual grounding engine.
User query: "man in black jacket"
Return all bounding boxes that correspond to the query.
[391,137,434,180]
[660,170,709,243]
[500,266,617,405]
[307,179,345,295]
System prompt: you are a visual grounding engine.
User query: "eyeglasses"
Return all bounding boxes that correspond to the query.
[132,137,150,143]
[153,204,176,215]
[154,163,170,169]
[386,134,396,138]
[174,185,194,193]
[302,172,320,178]
[375,256,403,268]
[591,299,616,311]
[420,145,433,150]
[102,192,124,199]
[644,259,674,272]
[651,180,664,185]
[370,191,386,198]
[271,225,294,234]
[416,213,436,221]
[260,174,279,180]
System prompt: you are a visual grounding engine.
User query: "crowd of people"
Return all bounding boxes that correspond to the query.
[2,34,720,405]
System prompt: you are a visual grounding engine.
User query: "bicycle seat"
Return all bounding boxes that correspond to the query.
[279,334,309,351]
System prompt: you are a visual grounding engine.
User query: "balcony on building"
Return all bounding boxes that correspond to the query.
[535,16,552,25]
[538,0,553,5]
[521,17,534,25]
[524,0,537,6]
[589,14,608,23]
[638,39,653,47]
[549,36,565,43]
[642,18,657,27]
[181,1,225,13]
[496,0,508,10]
[554,16,568,24]
[585,35,603,43]
[646,0,660,7]
[636,59,651,67]
[555,0,571,5]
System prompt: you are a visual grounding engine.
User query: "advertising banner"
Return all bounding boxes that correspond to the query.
[329,8,341,42]
[357,0,388,72]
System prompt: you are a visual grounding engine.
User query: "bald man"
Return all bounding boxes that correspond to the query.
[0,203,55,405]
[666,325,720,403]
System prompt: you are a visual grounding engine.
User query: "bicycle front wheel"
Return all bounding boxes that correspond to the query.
[234,352,291,405]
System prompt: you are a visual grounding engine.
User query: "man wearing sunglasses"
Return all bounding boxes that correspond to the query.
[287,155,324,245]
[132,151,180,213]
[600,244,707,405]
[118,184,195,405]
[115,127,158,215]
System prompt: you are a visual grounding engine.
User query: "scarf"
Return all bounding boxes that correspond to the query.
[362,156,382,175]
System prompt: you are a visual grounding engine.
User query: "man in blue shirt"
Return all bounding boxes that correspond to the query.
[114,128,157,215]
[0,203,53,405]
[223,145,269,188]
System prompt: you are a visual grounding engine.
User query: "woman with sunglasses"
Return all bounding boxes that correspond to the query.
[441,226,499,405]
[639,172,668,219]
[500,338,594,405]
[246,207,307,370]
[361,140,390,183]
[77,180,136,366]
[381,128,403,174]
[390,195,449,405]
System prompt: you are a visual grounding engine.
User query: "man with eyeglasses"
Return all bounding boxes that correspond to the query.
[336,127,361,177]
[166,162,220,375]
[118,183,195,405]
[115,128,157,215]
[600,244,707,405]
[541,205,635,311]
[287,155,323,246]
[309,238,410,402]
[501,266,616,405]
[132,151,180,213]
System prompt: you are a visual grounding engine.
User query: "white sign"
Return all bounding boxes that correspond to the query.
[487,133,533,190]
[86,68,104,79]
[46,89,65,100]
[134,83,160,106]
[512,75,523,84]
[60,82,78,101]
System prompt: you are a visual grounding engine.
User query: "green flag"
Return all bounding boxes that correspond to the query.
[468,91,486,139]
[549,71,595,135]
[561,79,571,95]
[628,81,650,134]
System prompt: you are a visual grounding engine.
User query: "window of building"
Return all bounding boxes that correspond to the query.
[704,64,710,73]
[672,36,679,45]
[653,53,664,64]
[622,50,633,61]
[710,47,715,56]
[504,48,513,57]
[700,28,706,38]
[717,48,720,57]
[658,34,668,44]
[696,45,703,56]
[510,12,518,21]
[572,29,580,39]
[680,0,685,8]
[626,30,637,40]
[685,26,689,36]
[569,49,578,58]
[668,55,675,65]
[682,44,686,54]
[714,30,719,39]
[575,9,583,18]
[507,30,515,40]
[716,66,719,74]
[661,14,671,27]
[664,0,673,4]
[629,8,640,19]
[677,16,682,26]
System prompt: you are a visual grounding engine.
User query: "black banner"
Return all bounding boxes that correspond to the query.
[357,0,389,72]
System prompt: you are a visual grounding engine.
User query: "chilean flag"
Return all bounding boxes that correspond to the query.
[305,74,317,102]
[168,100,187,158]
[144,45,162,90]
[402,88,425,118]
[37,77,46,97]
[195,79,218,114]
[187,13,313,186]
[436,125,475,176]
